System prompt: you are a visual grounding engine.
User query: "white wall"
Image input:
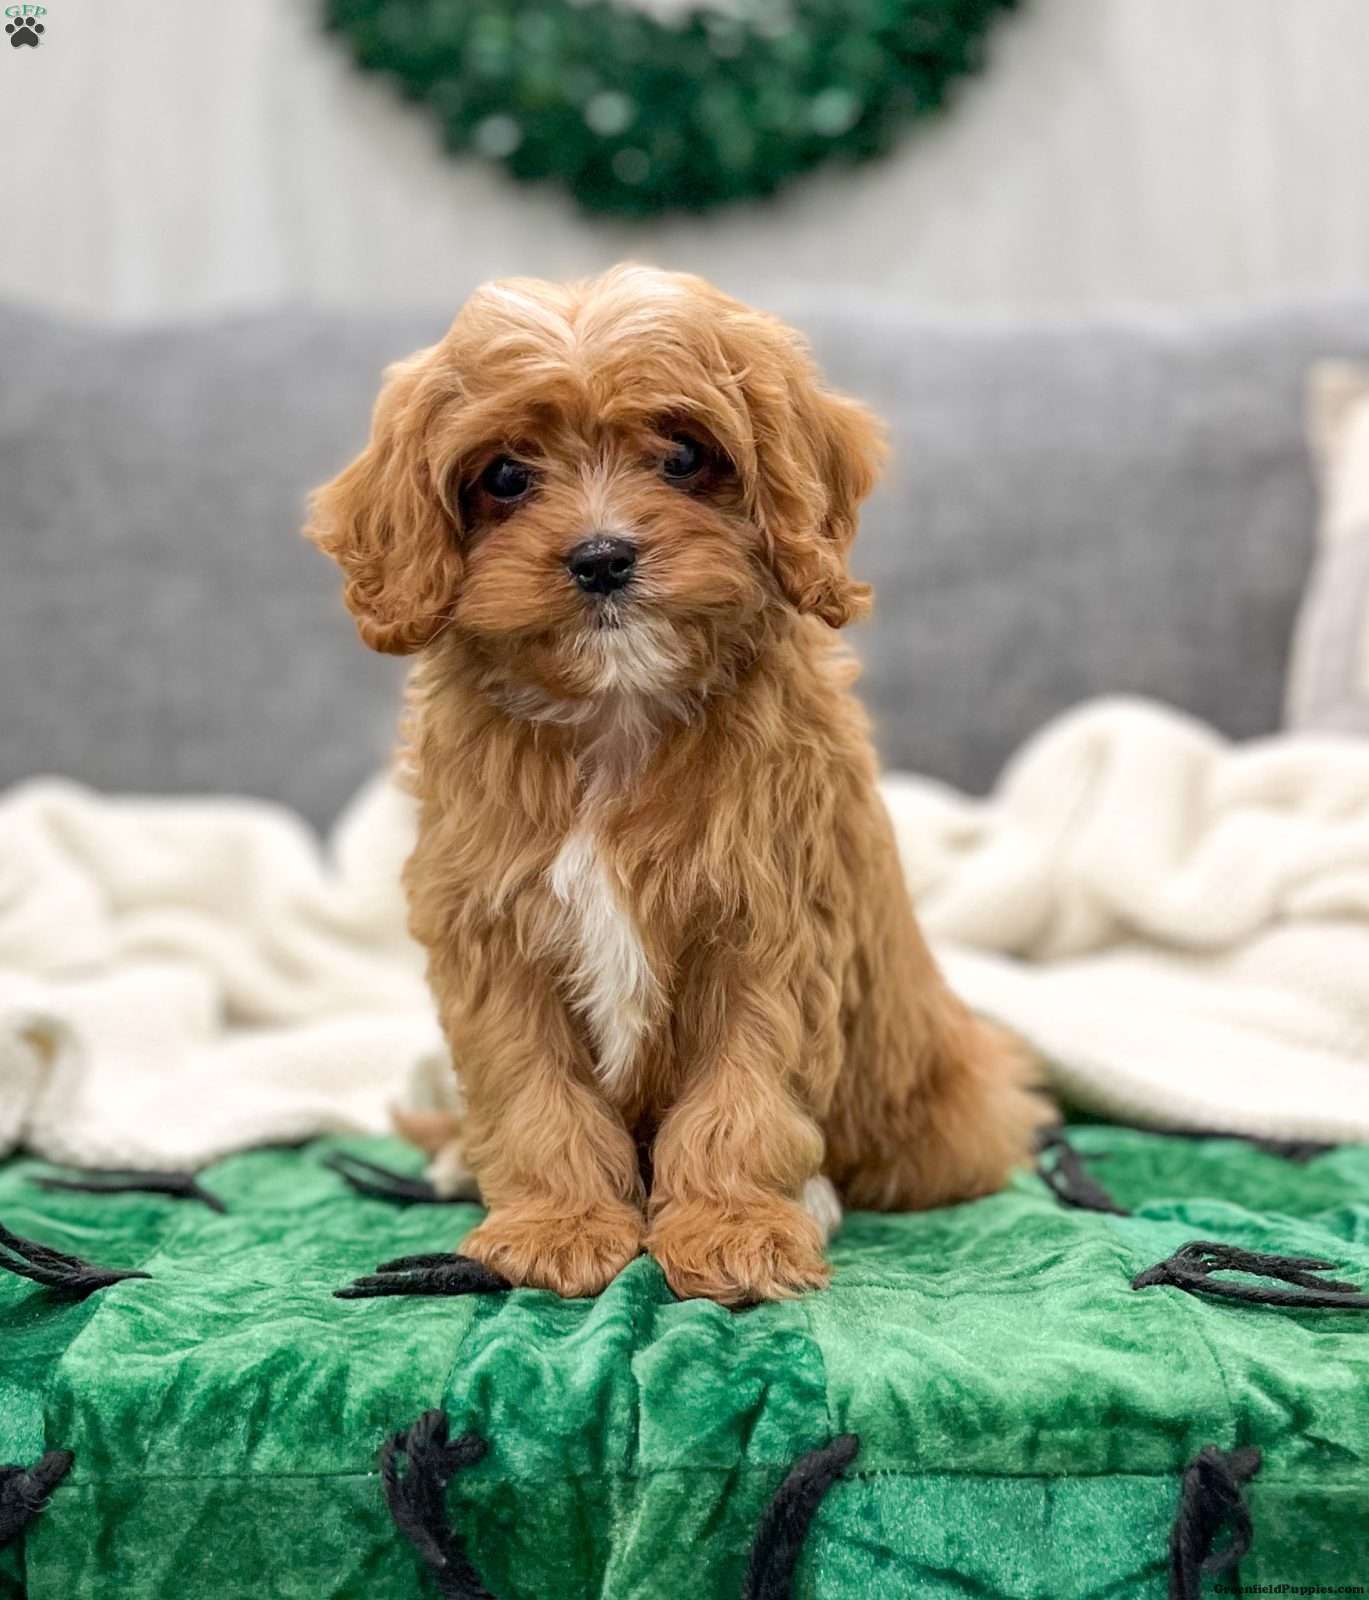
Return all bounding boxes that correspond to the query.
[3,0,1368,320]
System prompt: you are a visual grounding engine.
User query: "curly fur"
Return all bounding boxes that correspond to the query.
[307,264,1050,1305]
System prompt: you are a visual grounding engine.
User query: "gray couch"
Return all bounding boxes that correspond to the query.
[4,296,1367,828]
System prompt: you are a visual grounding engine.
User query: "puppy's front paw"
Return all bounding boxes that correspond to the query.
[648,1199,831,1306]
[462,1203,643,1298]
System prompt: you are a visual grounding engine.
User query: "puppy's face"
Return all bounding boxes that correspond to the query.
[307,267,884,708]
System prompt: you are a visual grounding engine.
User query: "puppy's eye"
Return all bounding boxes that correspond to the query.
[662,433,707,483]
[479,456,535,502]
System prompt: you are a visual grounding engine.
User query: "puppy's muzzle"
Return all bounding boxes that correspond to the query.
[566,536,637,597]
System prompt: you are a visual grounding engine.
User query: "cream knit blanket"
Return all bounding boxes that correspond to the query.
[2,697,1366,1168]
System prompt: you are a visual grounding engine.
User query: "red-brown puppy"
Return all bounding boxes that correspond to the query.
[307,265,1048,1305]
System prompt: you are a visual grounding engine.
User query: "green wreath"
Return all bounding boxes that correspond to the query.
[324,0,1019,217]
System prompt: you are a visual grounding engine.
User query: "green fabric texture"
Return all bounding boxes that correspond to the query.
[2,1127,1367,1598]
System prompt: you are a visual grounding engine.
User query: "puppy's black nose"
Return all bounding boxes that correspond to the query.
[566,536,637,596]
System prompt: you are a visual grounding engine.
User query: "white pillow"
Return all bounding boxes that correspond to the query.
[1286,362,1369,735]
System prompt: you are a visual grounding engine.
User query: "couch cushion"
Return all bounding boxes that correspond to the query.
[4,296,1368,823]
[0,305,442,828]
[1286,360,1369,735]
[814,297,1369,789]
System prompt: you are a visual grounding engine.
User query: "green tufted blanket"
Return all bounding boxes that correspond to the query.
[3,1127,1367,1598]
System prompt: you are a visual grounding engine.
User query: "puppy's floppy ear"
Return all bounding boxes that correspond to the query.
[793,388,886,626]
[742,334,886,629]
[305,349,463,655]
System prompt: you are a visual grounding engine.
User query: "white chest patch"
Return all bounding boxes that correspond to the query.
[548,828,657,1095]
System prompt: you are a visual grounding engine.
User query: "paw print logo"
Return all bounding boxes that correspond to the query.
[5,14,45,47]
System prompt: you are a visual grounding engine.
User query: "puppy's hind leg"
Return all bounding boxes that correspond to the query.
[392,1103,482,1202]
[801,1174,844,1246]
[830,1002,1052,1213]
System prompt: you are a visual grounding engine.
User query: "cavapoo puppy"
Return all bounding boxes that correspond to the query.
[307,265,1047,1305]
